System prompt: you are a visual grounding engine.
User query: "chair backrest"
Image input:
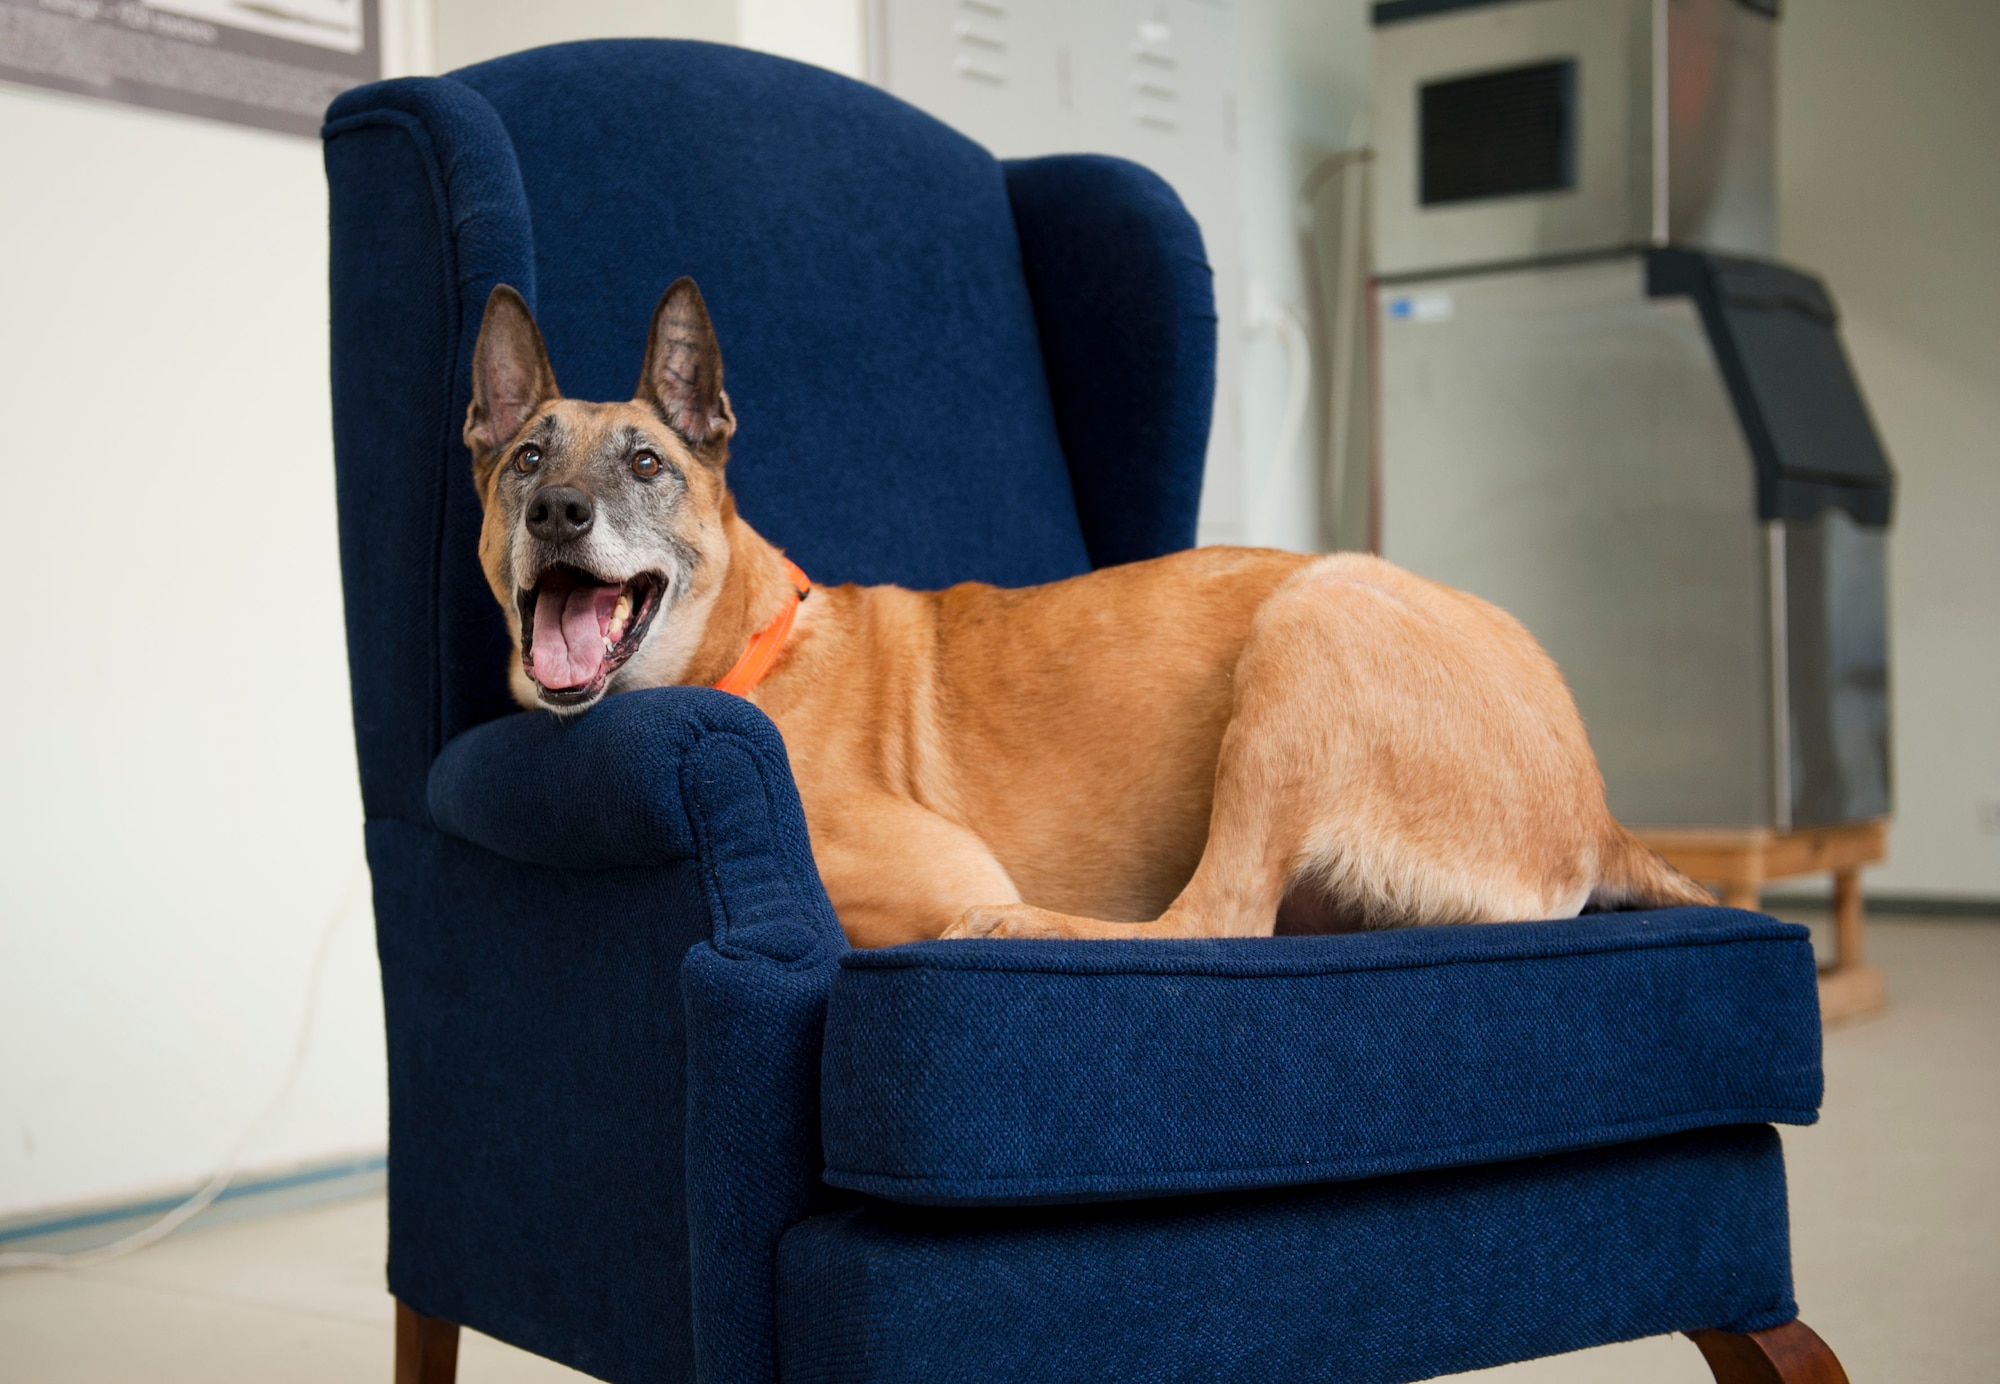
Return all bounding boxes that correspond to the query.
[325,41,1197,823]
[450,41,1095,587]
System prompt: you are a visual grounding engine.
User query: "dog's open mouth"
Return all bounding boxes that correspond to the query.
[517,565,666,706]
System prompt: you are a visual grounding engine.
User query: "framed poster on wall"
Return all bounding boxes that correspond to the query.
[0,0,378,136]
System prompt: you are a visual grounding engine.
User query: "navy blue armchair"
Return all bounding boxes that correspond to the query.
[324,40,1846,1384]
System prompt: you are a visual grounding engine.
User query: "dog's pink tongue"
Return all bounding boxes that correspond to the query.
[530,584,621,689]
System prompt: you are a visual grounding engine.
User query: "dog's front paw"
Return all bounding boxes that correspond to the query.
[942,905,1073,940]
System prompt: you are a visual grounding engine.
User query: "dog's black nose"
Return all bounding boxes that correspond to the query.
[526,486,594,543]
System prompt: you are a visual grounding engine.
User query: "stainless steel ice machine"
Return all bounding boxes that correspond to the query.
[1370,0,1893,832]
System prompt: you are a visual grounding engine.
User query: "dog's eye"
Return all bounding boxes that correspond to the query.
[514,445,542,474]
[631,450,661,479]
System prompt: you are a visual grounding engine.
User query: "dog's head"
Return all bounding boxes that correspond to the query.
[465,279,737,714]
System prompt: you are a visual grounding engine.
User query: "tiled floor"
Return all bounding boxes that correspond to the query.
[1440,913,2000,1383]
[0,1192,586,1383]
[2,913,1995,1383]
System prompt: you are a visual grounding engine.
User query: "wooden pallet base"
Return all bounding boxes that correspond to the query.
[1636,820,1889,1028]
[1816,962,1886,1026]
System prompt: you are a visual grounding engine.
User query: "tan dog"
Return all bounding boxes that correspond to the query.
[465,279,1711,947]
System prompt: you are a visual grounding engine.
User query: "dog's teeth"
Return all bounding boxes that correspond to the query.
[605,637,616,655]
[605,593,633,647]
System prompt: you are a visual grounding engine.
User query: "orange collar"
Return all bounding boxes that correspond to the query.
[713,559,811,697]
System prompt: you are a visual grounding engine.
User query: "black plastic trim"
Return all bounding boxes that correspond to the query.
[1374,0,1523,25]
[1374,0,1777,25]
[1647,249,1893,527]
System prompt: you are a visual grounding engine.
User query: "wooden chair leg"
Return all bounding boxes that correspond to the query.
[395,1300,460,1384]
[1687,1319,1849,1383]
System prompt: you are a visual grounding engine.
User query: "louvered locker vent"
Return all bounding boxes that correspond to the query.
[952,0,1007,87]
[1419,59,1576,207]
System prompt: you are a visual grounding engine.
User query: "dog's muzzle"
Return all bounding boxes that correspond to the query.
[517,564,666,707]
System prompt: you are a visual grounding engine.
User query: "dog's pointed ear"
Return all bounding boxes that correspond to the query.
[637,277,734,461]
[465,285,559,460]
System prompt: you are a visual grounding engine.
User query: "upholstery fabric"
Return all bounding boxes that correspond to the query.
[368,820,706,1380]
[1004,156,1214,568]
[402,688,848,1383]
[821,909,1821,1205]
[323,38,1821,1384]
[326,41,1222,1383]
[324,79,532,822]
[777,1124,1798,1384]
[324,42,1210,827]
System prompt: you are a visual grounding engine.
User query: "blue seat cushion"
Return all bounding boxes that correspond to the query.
[820,908,1821,1206]
[778,1123,1799,1384]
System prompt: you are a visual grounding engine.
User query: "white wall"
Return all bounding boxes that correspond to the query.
[1232,0,1369,551]
[738,0,864,78]
[1777,0,2000,900]
[433,0,734,71]
[0,0,885,1226]
[0,0,1298,1220]
[0,86,383,1217]
[431,0,859,75]
[429,0,1368,556]
[4,0,1987,1225]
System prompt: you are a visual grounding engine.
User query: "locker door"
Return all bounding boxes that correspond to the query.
[1070,0,1243,543]
[1069,0,1235,222]
[877,0,1244,544]
[878,0,1075,156]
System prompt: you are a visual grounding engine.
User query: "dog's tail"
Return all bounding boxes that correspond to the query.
[1588,826,1716,912]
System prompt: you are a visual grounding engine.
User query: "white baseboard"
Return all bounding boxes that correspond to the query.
[0,1149,386,1255]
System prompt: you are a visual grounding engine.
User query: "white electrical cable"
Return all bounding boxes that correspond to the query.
[1246,280,1313,529]
[0,862,369,1273]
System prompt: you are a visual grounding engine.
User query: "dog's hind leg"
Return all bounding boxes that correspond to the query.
[949,556,1607,940]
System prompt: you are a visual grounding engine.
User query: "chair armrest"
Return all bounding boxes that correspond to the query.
[403,686,843,1384]
[1003,154,1216,569]
[428,685,845,964]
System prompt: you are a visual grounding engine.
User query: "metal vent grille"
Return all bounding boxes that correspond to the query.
[1420,59,1576,206]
